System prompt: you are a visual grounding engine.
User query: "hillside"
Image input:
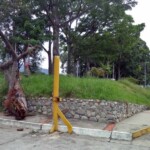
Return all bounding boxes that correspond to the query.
[0,73,150,106]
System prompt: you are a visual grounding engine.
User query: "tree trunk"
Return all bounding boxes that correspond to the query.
[118,62,121,80]
[24,56,31,76]
[67,41,72,74]
[53,3,60,57]
[53,26,59,56]
[3,61,28,120]
[4,61,18,90]
[112,63,115,79]
[48,40,53,75]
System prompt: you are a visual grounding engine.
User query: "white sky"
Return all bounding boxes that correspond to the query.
[127,0,150,48]
[41,0,150,69]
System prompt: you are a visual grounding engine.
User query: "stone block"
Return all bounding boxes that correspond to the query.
[96,115,100,121]
[77,109,86,115]
[89,117,97,122]
[42,111,47,115]
[74,114,80,119]
[65,113,72,118]
[81,116,88,120]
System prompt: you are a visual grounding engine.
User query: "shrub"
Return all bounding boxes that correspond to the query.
[87,67,105,77]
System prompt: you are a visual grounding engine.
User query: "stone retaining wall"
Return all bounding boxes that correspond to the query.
[27,97,149,123]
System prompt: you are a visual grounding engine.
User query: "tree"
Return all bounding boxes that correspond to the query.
[123,39,150,85]
[0,0,39,119]
[111,15,145,79]
[63,0,139,76]
[31,0,99,74]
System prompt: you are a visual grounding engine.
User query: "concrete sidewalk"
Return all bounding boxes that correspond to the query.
[0,111,150,141]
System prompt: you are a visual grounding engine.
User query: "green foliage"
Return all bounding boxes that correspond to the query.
[73,11,149,82]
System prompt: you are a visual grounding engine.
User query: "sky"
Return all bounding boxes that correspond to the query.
[41,0,150,69]
[127,0,150,48]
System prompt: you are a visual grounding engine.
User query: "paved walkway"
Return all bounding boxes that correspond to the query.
[0,125,150,150]
[114,111,150,132]
[0,110,150,141]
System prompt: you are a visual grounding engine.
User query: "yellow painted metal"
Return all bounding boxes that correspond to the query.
[51,56,59,132]
[50,56,73,134]
[57,107,73,133]
[132,126,150,139]
[50,101,58,132]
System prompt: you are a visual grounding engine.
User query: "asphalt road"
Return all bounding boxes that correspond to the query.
[0,125,150,150]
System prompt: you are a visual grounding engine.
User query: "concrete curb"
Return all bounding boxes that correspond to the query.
[111,131,132,141]
[0,118,132,141]
[0,118,42,130]
[132,126,150,139]
[42,124,111,139]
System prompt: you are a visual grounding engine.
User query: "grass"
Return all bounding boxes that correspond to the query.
[21,74,53,97]
[0,73,8,110]
[60,76,150,105]
[1,73,150,106]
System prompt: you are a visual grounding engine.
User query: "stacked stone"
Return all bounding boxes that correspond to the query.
[27,97,148,123]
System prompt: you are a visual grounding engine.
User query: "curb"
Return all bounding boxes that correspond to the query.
[111,131,132,141]
[42,124,111,139]
[0,118,132,141]
[132,126,150,139]
[0,118,42,130]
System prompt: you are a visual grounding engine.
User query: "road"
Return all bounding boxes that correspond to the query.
[0,125,150,150]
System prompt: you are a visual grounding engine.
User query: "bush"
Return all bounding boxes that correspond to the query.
[87,67,105,77]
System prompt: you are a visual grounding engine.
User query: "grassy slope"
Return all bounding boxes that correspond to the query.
[0,73,150,105]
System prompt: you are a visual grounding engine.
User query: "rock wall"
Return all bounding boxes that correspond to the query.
[27,97,149,123]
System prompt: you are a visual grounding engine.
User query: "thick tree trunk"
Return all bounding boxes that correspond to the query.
[53,26,59,56]
[3,61,28,120]
[53,4,60,57]
[4,61,18,89]
[67,39,76,75]
[0,30,37,120]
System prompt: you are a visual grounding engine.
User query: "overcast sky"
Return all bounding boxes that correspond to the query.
[127,0,150,48]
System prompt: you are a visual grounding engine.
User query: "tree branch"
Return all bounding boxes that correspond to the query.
[17,45,38,60]
[0,60,13,71]
[60,3,91,28]
[40,44,48,53]
[0,30,17,59]
[0,45,38,71]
